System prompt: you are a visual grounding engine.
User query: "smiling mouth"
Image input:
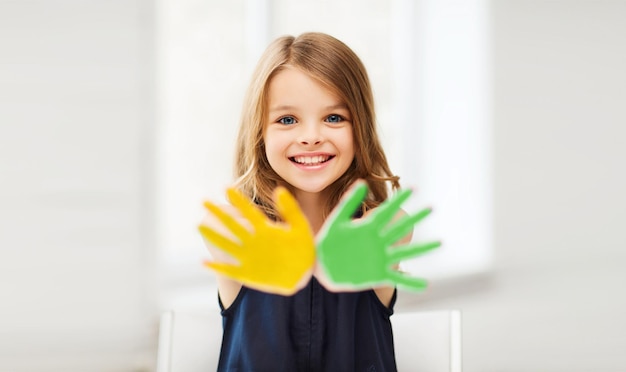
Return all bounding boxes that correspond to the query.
[289,155,335,165]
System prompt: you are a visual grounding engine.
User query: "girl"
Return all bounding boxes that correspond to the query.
[202,32,411,371]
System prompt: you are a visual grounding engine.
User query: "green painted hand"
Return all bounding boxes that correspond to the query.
[199,187,315,295]
[316,182,441,291]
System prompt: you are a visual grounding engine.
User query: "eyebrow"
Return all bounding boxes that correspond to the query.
[268,103,349,113]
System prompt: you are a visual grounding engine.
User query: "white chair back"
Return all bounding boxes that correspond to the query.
[156,309,462,371]
[393,310,462,371]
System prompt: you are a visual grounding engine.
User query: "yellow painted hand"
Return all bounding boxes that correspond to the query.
[199,187,315,295]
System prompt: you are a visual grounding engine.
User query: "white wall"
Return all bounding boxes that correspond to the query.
[399,1,626,371]
[1,1,625,371]
[0,1,158,371]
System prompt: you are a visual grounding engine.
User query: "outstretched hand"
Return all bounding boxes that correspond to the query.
[316,182,440,291]
[199,187,315,295]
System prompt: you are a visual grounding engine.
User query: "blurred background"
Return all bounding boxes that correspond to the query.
[1,0,625,371]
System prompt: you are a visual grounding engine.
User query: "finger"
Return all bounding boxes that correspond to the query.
[382,208,432,244]
[274,187,309,231]
[330,181,368,223]
[203,200,251,241]
[388,271,429,291]
[198,224,242,257]
[370,188,413,227]
[387,240,441,263]
[203,260,243,280]
[227,188,267,227]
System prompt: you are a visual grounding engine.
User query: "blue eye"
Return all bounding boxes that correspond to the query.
[278,116,296,125]
[326,114,344,123]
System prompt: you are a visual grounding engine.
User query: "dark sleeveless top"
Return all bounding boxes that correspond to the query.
[217,277,397,371]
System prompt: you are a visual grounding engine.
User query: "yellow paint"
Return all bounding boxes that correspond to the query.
[199,187,315,295]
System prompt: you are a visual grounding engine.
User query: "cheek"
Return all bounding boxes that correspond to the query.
[263,134,272,153]
[263,131,286,160]
[342,128,355,157]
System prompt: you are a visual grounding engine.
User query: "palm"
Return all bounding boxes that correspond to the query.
[317,183,440,291]
[199,187,315,295]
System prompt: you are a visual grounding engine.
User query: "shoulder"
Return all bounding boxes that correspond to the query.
[367,207,412,307]
[392,208,413,244]
[363,207,413,244]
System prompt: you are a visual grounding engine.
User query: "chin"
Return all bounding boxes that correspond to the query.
[294,184,329,194]
[288,180,335,195]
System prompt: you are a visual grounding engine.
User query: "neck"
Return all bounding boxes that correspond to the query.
[293,190,328,234]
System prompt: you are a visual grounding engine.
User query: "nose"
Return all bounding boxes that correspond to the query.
[298,122,323,146]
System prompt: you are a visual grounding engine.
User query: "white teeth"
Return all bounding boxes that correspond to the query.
[293,155,330,165]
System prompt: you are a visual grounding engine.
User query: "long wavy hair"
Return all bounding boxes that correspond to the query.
[232,32,400,220]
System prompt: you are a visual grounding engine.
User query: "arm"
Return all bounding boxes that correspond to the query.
[199,203,244,309]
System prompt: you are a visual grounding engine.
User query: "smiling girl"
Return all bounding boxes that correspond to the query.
[202,32,408,371]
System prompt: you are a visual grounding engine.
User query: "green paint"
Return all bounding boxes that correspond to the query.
[317,183,441,291]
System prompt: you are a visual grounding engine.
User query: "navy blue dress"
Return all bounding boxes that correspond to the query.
[217,277,398,371]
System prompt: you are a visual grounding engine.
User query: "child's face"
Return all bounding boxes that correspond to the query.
[264,67,355,198]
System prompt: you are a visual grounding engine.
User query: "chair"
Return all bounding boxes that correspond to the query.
[156,309,462,371]
[392,309,462,371]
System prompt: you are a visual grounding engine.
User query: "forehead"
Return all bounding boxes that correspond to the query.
[267,67,344,109]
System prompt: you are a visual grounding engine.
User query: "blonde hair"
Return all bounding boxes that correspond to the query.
[233,32,400,220]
